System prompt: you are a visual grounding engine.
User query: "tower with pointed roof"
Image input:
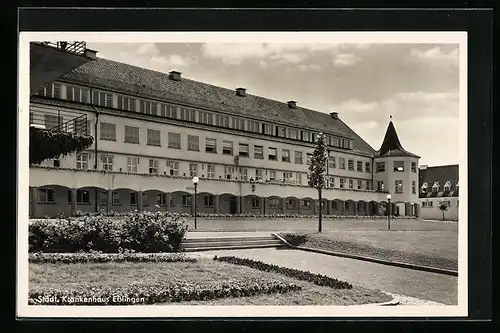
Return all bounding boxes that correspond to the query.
[373,117,420,216]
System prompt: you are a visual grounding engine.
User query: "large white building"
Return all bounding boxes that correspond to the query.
[28,54,421,218]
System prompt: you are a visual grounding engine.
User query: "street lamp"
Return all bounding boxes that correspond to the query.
[386,194,392,230]
[192,176,199,230]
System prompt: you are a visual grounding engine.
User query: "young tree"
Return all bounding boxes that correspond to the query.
[438,201,448,221]
[307,132,328,232]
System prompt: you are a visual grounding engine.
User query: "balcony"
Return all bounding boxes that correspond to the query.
[30,41,97,93]
[29,108,89,135]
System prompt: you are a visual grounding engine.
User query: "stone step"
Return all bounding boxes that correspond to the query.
[184,236,275,243]
[183,243,285,252]
[183,239,283,249]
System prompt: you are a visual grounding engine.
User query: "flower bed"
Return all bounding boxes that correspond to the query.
[29,280,302,305]
[29,252,197,264]
[65,210,416,220]
[29,211,188,253]
[213,256,352,289]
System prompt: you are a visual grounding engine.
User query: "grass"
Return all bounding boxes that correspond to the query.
[29,258,391,305]
[281,230,458,271]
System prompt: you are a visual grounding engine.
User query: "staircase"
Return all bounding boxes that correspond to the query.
[183,235,285,252]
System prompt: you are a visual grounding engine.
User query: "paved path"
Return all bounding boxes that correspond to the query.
[185,218,459,233]
[200,248,458,305]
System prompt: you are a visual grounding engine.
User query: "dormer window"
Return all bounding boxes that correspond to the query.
[432,181,440,193]
[421,182,428,193]
[443,181,451,192]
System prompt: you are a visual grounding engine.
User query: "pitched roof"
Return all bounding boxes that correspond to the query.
[58,57,376,156]
[375,120,420,158]
[418,164,459,192]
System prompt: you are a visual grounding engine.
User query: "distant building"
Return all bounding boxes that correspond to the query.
[418,164,459,221]
[29,55,421,218]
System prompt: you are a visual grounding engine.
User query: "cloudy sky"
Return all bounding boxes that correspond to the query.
[88,42,460,167]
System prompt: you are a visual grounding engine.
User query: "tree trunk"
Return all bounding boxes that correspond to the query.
[318,189,322,233]
[442,211,445,221]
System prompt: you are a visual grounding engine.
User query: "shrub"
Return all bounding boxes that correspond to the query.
[120,211,187,252]
[29,280,302,305]
[281,233,308,246]
[29,211,188,253]
[79,215,122,252]
[214,256,352,289]
[29,218,86,253]
[29,252,196,264]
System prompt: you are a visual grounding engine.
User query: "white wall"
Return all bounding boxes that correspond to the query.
[418,197,459,221]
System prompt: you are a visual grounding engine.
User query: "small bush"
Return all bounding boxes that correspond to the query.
[120,211,187,253]
[281,233,308,246]
[214,256,352,289]
[29,211,188,253]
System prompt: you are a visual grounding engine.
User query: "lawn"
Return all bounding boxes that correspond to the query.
[281,230,458,271]
[29,258,391,306]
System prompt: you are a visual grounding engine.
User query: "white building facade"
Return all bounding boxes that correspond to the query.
[29,56,421,218]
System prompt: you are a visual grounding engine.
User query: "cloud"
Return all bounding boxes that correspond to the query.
[136,43,159,56]
[334,91,459,124]
[333,53,362,67]
[298,64,322,72]
[406,47,459,68]
[111,43,196,72]
[201,43,352,65]
[270,52,309,64]
[259,60,268,69]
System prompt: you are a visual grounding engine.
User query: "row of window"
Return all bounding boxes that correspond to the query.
[375,161,417,173]
[421,181,458,193]
[59,153,376,190]
[376,180,417,195]
[98,122,372,171]
[37,188,373,210]
[35,82,355,150]
[421,200,459,208]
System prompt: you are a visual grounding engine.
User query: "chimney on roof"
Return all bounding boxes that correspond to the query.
[287,101,297,109]
[85,49,97,60]
[236,87,247,97]
[330,112,339,119]
[420,165,428,170]
[169,71,182,81]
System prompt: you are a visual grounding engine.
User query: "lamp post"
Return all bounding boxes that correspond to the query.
[192,176,199,230]
[386,194,392,230]
[411,202,415,217]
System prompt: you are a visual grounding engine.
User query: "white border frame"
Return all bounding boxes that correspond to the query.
[17,31,468,318]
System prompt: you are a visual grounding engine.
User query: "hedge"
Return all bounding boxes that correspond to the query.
[213,256,352,289]
[29,281,302,305]
[29,252,197,264]
[29,211,188,253]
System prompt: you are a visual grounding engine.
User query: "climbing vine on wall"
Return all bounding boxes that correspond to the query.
[29,127,94,164]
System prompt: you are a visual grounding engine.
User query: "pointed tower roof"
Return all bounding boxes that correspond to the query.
[376,118,420,158]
